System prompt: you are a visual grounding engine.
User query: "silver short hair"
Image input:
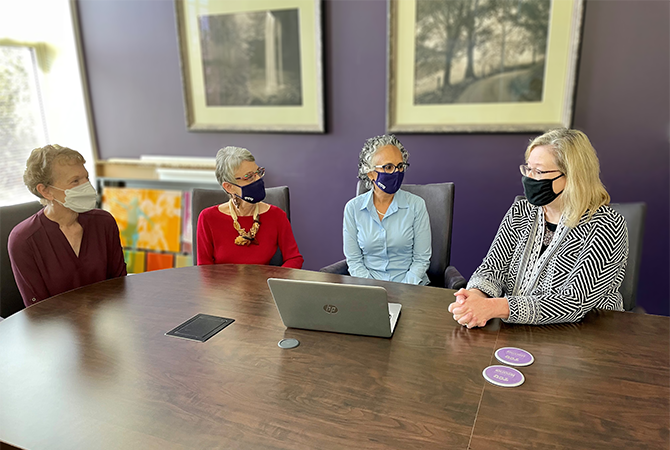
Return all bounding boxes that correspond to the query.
[357,135,409,189]
[215,146,255,187]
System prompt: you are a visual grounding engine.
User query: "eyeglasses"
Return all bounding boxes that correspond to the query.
[374,162,410,174]
[235,167,265,182]
[519,164,561,178]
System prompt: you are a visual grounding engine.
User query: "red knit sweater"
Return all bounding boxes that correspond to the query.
[196,204,303,268]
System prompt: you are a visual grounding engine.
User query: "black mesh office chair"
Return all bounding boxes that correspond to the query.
[320,181,466,289]
[191,187,291,266]
[1,201,43,318]
[514,196,646,312]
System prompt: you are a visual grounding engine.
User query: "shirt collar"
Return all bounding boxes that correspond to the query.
[361,188,408,215]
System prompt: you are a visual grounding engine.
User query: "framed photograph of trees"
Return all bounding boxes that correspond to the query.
[175,0,324,133]
[387,0,585,133]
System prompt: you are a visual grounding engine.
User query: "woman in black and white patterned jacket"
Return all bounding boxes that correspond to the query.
[449,128,628,327]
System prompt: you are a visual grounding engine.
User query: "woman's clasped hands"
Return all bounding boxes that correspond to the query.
[448,289,510,329]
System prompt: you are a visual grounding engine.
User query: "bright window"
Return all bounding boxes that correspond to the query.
[0,45,49,206]
[0,0,96,207]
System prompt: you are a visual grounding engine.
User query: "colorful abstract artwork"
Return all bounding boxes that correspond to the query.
[146,253,175,272]
[103,188,182,253]
[175,254,193,268]
[124,250,146,273]
[181,191,193,254]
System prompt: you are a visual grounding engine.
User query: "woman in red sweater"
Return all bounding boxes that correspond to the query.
[196,146,304,268]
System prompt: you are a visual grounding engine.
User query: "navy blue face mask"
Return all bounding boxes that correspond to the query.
[374,171,404,194]
[233,177,266,204]
[522,173,564,206]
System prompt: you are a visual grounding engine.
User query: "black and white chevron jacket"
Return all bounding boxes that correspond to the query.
[467,199,628,325]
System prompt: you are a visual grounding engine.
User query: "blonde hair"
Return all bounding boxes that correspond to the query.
[525,128,610,228]
[23,144,86,201]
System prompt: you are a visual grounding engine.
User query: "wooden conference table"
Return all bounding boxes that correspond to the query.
[0,265,667,450]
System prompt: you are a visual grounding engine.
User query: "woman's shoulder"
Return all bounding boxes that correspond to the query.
[82,208,116,223]
[510,197,536,214]
[345,190,372,211]
[201,204,228,217]
[81,209,128,231]
[9,209,44,245]
[397,189,426,207]
[581,205,626,229]
[264,204,289,220]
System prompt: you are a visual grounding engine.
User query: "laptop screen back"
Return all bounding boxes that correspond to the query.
[267,278,400,338]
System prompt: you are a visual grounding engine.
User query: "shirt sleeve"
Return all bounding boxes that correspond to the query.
[343,201,372,279]
[505,214,628,325]
[401,199,432,285]
[196,209,216,265]
[7,230,51,306]
[466,204,519,298]
[275,209,304,269]
[106,216,127,278]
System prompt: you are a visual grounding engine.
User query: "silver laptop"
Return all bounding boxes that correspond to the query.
[266,278,402,338]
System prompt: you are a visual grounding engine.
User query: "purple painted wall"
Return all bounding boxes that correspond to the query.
[77,0,669,315]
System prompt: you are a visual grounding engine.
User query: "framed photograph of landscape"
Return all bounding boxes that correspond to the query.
[175,0,324,132]
[387,0,585,133]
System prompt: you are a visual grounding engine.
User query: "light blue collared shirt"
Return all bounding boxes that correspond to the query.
[343,189,431,285]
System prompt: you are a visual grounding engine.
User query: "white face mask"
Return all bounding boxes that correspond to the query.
[50,181,98,213]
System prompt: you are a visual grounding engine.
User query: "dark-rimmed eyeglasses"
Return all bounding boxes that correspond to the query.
[235,167,265,182]
[374,162,410,174]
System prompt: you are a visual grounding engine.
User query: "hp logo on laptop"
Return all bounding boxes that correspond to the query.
[323,304,338,314]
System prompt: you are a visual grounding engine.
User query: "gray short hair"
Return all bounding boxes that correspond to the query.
[215,146,255,187]
[357,135,409,189]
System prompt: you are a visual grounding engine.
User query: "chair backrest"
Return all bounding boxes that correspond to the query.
[0,201,43,318]
[514,196,646,311]
[191,187,291,266]
[357,181,455,286]
[609,202,646,311]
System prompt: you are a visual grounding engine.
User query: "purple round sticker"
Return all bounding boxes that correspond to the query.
[494,347,534,367]
[482,365,525,387]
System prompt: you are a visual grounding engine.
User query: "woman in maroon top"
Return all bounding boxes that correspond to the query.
[8,145,126,306]
[197,146,303,268]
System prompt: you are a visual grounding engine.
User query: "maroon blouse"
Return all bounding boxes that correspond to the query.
[8,208,127,306]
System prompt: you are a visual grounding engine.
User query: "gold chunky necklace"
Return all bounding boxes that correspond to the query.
[228,200,260,246]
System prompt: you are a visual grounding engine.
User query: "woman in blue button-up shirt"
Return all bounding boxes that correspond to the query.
[343,135,432,285]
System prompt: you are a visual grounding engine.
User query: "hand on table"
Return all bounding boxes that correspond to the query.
[448,289,509,329]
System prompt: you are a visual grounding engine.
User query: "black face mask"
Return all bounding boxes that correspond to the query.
[522,174,564,206]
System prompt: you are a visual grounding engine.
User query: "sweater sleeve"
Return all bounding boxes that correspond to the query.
[505,214,628,325]
[275,209,304,269]
[8,230,51,306]
[106,215,127,278]
[466,204,520,298]
[196,209,216,265]
[401,199,431,285]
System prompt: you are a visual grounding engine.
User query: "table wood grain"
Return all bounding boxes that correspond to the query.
[471,311,670,450]
[0,265,667,450]
[0,265,497,450]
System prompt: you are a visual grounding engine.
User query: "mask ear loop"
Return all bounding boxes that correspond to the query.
[44,185,62,207]
[552,173,565,196]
